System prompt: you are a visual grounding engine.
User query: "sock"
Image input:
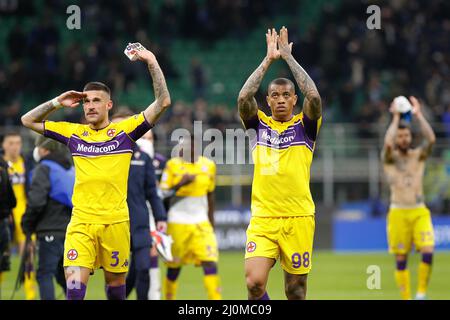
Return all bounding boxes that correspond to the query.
[395,269,411,300]
[67,282,87,300]
[417,253,433,297]
[148,258,161,300]
[258,291,270,300]
[203,266,222,300]
[106,284,126,300]
[164,268,180,300]
[24,271,37,300]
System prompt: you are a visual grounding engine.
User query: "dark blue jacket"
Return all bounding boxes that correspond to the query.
[21,152,73,238]
[127,148,166,250]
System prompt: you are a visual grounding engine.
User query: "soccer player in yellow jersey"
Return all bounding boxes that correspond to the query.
[382,97,436,300]
[237,27,322,300]
[21,46,171,300]
[1,131,37,299]
[160,136,221,300]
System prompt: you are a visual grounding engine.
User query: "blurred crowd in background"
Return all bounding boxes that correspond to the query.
[0,0,449,213]
[0,0,448,140]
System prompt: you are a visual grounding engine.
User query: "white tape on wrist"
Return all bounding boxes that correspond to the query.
[51,98,63,109]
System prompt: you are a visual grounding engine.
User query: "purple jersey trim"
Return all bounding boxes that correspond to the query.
[43,122,70,145]
[128,113,153,141]
[69,131,134,157]
[253,118,314,151]
[302,113,319,141]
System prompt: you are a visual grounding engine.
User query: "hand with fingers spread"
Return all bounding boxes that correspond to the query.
[56,91,87,108]
[278,26,293,60]
[266,28,280,62]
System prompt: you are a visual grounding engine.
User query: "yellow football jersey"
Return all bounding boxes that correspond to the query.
[160,156,216,197]
[247,110,321,217]
[43,112,152,224]
[160,156,216,224]
[8,156,27,238]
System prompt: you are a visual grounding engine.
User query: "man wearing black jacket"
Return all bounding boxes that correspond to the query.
[112,110,167,300]
[22,137,75,300]
[0,156,16,289]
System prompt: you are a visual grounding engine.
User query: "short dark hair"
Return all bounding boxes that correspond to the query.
[268,78,295,92]
[83,82,111,96]
[111,107,134,120]
[1,130,21,144]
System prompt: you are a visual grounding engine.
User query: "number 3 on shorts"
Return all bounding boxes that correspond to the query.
[291,252,310,269]
[110,251,119,267]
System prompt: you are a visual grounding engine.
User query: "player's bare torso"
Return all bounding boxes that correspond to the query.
[384,148,425,207]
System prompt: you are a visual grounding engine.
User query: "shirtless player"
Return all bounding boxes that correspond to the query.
[382,96,436,300]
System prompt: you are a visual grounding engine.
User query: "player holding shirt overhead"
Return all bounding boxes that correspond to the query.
[21,46,171,300]
[383,97,436,300]
[238,27,322,300]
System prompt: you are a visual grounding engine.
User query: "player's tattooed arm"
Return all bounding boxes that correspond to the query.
[278,27,322,120]
[383,102,401,164]
[410,96,436,160]
[134,49,171,125]
[21,91,85,134]
[238,28,280,121]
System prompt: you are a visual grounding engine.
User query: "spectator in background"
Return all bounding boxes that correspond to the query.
[158,0,179,44]
[0,155,16,291]
[1,100,22,127]
[442,104,450,139]
[181,0,200,38]
[21,137,74,300]
[7,23,27,60]
[1,131,37,299]
[191,58,207,100]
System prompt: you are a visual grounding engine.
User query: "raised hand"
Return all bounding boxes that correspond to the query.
[57,91,87,108]
[278,26,293,60]
[389,100,400,116]
[134,48,157,65]
[266,28,280,62]
[409,96,422,117]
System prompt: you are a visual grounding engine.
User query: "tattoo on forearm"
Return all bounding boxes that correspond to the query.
[238,58,270,119]
[385,116,400,146]
[284,55,321,118]
[25,101,58,123]
[417,115,435,143]
[285,56,318,99]
[148,61,170,114]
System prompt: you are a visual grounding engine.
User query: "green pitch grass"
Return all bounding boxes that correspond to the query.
[2,250,450,300]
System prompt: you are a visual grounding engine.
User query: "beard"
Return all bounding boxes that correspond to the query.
[396,143,410,153]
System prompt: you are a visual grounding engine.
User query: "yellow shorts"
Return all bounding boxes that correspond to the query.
[387,206,434,254]
[245,216,315,275]
[12,206,26,244]
[166,221,219,268]
[63,221,130,273]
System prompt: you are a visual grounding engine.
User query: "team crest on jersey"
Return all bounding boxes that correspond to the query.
[246,241,256,253]
[67,249,78,260]
[107,128,116,137]
[82,131,89,137]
